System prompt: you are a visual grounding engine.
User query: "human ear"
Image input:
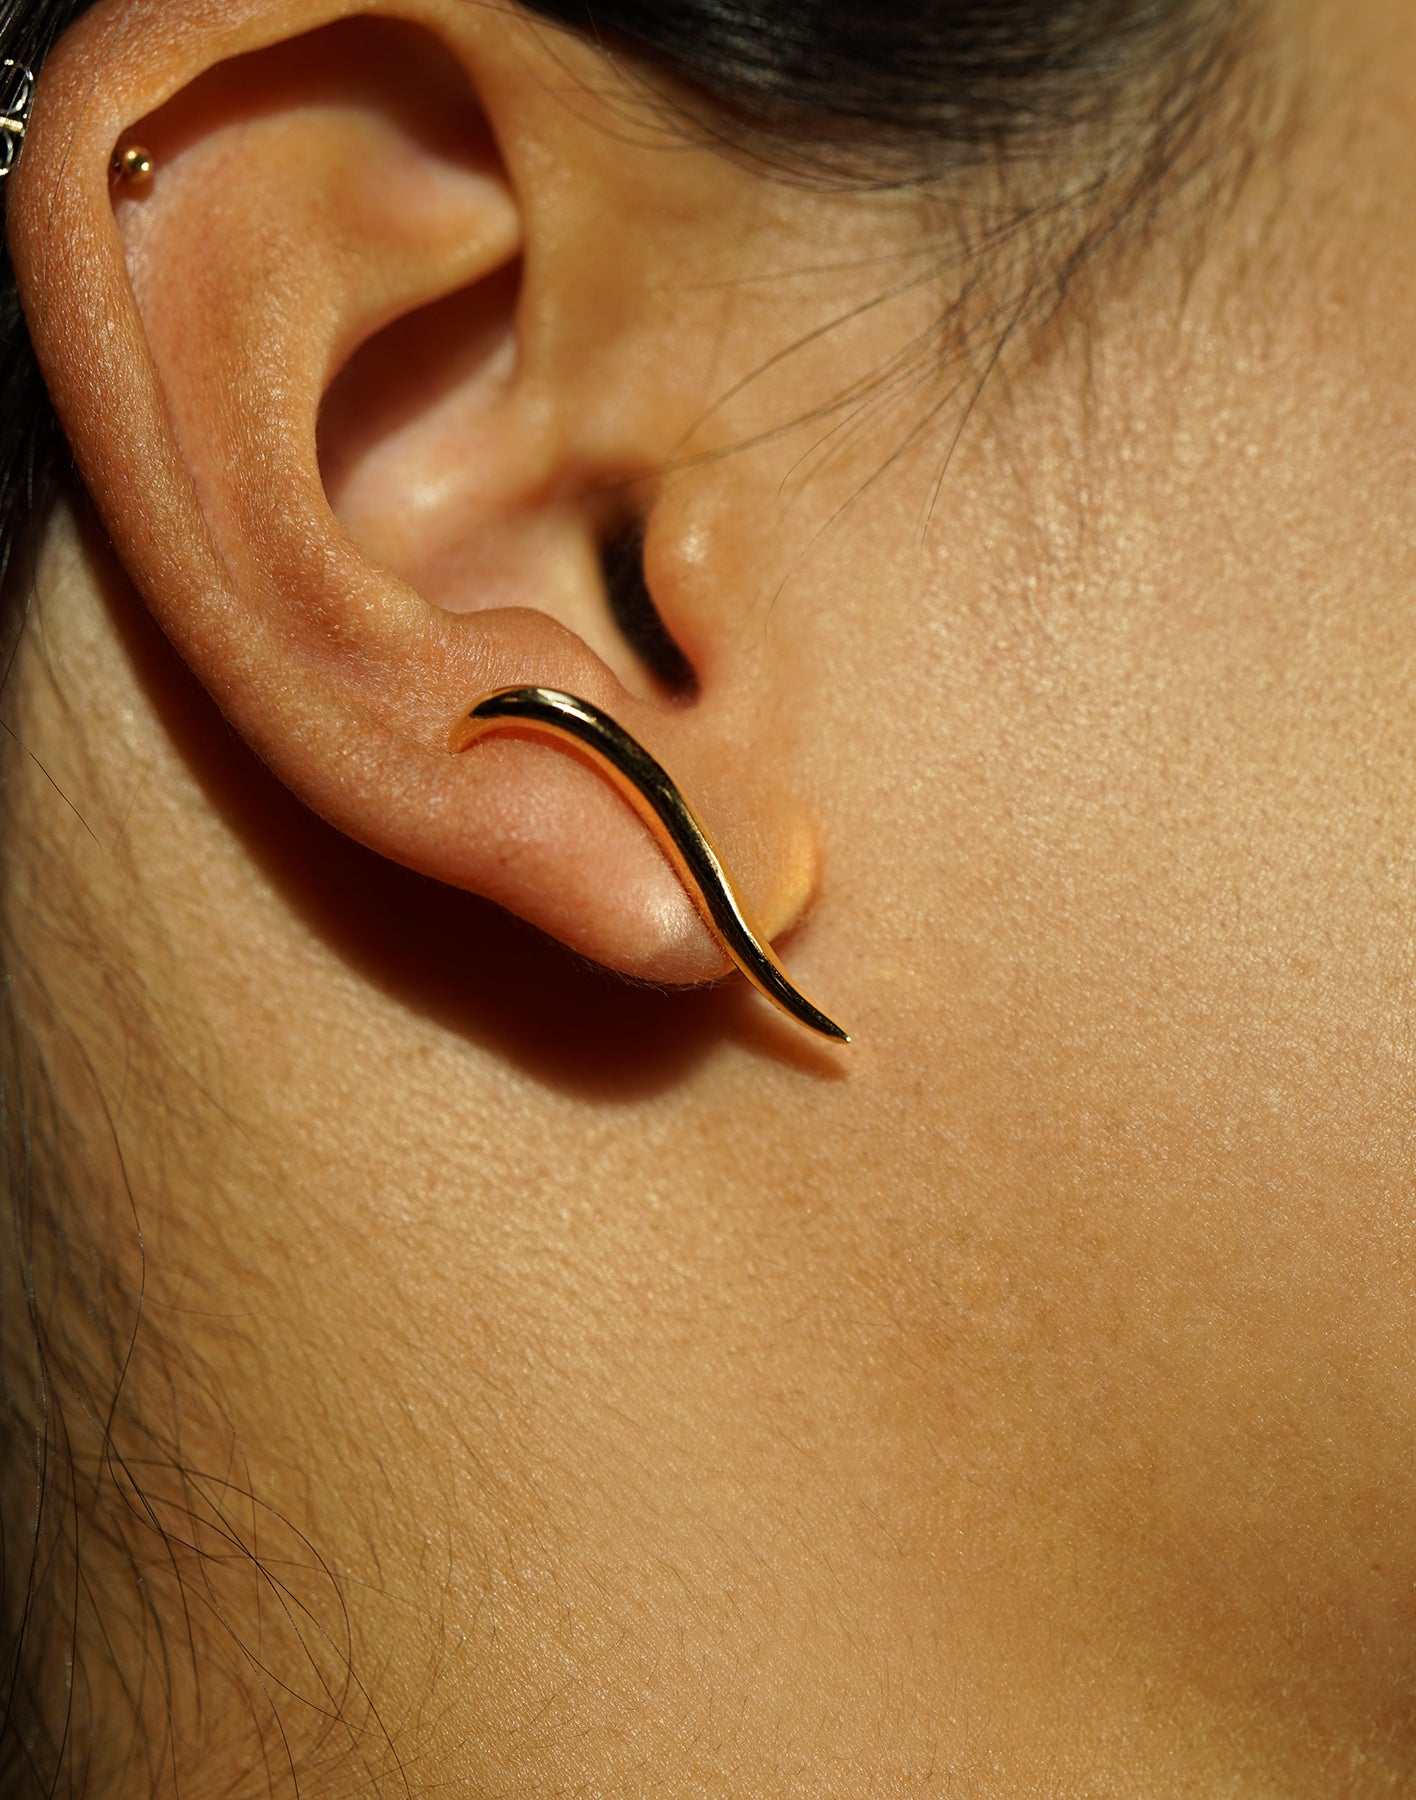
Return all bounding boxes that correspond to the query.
[7,0,824,985]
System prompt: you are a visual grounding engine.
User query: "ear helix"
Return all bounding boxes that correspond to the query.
[450,686,850,1043]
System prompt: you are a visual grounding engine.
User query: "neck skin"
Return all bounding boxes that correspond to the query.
[8,0,1416,1790]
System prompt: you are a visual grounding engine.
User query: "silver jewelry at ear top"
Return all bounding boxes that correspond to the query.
[111,144,154,184]
[0,61,34,182]
[450,685,851,1044]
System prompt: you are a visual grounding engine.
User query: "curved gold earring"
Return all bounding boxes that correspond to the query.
[449,687,850,1044]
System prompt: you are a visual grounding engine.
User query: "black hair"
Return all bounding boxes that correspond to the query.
[528,0,1223,153]
[0,0,1249,1791]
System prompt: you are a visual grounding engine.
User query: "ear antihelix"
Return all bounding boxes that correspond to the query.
[450,687,850,1043]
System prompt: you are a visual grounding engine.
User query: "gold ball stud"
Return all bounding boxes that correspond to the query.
[111,144,153,184]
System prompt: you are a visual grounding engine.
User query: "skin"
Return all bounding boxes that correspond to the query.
[5,0,1416,1791]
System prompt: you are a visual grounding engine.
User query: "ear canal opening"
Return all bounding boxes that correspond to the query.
[600,518,699,703]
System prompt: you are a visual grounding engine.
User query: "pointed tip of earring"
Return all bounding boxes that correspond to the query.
[780,995,851,1045]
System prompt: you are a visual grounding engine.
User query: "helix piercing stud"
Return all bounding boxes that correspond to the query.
[111,144,153,184]
[449,686,850,1044]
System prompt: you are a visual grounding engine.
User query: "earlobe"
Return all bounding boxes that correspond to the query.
[6,0,832,992]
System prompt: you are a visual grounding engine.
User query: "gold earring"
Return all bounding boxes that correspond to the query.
[0,60,34,181]
[111,144,153,184]
[449,687,850,1044]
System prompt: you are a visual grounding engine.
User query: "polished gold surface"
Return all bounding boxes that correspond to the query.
[449,687,850,1043]
[112,144,153,183]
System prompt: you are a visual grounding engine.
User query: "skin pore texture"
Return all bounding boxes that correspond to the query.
[6,0,1416,1792]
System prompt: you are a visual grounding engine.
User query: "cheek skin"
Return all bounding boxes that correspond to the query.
[780,3,1416,1764]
